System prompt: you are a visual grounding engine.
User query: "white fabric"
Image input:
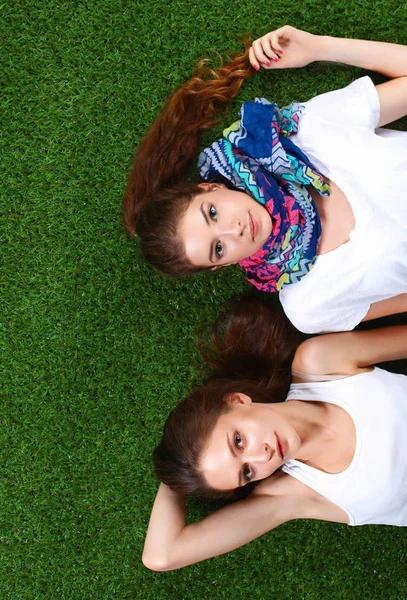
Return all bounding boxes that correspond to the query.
[282,367,407,526]
[291,369,347,382]
[279,77,407,333]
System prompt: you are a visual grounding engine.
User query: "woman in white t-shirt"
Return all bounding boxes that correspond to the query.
[142,297,407,571]
[124,26,407,333]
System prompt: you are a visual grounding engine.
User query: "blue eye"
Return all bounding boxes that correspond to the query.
[209,205,217,220]
[235,432,243,449]
[243,465,252,482]
[215,242,223,258]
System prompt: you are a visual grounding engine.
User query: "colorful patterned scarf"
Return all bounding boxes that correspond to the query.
[198,98,330,292]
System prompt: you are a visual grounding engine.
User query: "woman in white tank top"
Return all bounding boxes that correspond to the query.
[142,297,407,571]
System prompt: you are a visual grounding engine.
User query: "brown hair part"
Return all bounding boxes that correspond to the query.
[154,296,303,498]
[123,40,254,273]
[135,184,206,277]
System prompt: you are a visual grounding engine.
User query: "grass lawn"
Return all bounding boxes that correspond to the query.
[2,0,407,598]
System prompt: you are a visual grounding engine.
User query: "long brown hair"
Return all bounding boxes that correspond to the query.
[123,41,254,275]
[154,296,303,498]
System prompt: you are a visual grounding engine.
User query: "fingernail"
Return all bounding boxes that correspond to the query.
[253,64,259,71]
[278,50,283,55]
[262,60,271,67]
[272,57,278,62]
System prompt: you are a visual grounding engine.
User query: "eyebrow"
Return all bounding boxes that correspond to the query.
[200,202,209,226]
[200,202,215,264]
[227,433,242,487]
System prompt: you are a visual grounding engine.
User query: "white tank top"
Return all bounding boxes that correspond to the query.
[281,367,407,526]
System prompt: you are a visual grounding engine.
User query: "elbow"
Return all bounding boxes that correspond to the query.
[142,550,177,572]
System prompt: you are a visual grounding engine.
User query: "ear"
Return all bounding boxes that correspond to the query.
[230,392,252,406]
[197,182,211,191]
[197,182,225,192]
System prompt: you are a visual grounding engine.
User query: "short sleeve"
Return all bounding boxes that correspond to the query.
[302,77,380,132]
[279,291,370,334]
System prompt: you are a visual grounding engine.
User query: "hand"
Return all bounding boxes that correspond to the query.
[249,25,324,71]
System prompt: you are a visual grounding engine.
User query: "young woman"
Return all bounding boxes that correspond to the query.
[124,26,407,333]
[142,297,407,571]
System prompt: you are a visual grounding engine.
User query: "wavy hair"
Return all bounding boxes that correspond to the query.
[123,41,254,275]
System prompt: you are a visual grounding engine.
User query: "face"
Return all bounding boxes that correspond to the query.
[199,394,301,491]
[178,184,273,269]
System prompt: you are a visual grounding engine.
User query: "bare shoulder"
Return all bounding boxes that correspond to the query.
[291,326,404,377]
[291,335,334,376]
[291,332,367,378]
[254,471,349,524]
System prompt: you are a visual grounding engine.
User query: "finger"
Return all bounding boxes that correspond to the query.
[274,25,294,50]
[269,32,284,55]
[249,46,260,71]
[252,39,275,67]
[260,36,281,63]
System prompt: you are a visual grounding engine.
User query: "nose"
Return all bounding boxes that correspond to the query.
[246,443,271,463]
[221,218,244,237]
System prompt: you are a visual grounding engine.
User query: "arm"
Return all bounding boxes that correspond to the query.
[292,325,407,377]
[249,26,407,126]
[362,294,407,322]
[142,482,298,571]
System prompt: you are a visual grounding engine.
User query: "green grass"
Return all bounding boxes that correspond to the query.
[2,0,407,598]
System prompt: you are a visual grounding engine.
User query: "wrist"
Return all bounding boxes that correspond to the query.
[314,35,336,62]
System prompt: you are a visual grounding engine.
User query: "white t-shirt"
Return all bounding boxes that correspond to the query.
[279,77,407,333]
[282,367,407,526]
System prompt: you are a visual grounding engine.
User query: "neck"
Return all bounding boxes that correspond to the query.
[272,400,331,463]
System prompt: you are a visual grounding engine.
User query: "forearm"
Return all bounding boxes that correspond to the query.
[142,483,295,571]
[363,294,407,322]
[354,325,407,366]
[317,36,407,79]
[251,27,407,82]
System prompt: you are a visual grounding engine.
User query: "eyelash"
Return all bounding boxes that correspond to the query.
[235,432,244,449]
[209,205,217,221]
[208,205,224,259]
[243,465,252,482]
[215,242,223,259]
[235,433,252,482]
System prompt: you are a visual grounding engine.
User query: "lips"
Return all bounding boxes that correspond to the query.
[249,212,259,241]
[276,435,286,461]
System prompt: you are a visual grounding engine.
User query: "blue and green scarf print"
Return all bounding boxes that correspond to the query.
[198,98,331,292]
